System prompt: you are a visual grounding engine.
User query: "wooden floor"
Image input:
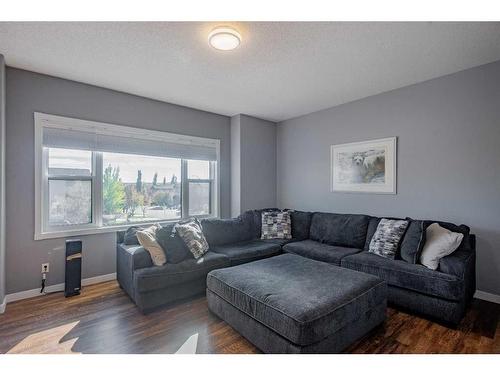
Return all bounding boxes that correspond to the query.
[0,281,499,354]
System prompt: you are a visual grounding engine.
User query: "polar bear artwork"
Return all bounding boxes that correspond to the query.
[331,137,397,194]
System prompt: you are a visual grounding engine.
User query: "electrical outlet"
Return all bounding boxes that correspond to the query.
[41,263,49,273]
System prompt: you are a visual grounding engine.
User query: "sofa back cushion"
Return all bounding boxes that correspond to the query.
[364,217,382,251]
[201,216,254,246]
[289,210,313,240]
[310,212,370,249]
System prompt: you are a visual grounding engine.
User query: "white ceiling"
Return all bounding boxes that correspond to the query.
[0,22,499,122]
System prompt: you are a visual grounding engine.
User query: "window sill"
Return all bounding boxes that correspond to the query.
[34,215,217,240]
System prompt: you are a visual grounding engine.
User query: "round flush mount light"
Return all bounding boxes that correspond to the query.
[208,26,241,51]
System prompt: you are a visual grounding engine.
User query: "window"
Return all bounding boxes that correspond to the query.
[186,160,212,216]
[101,152,182,226]
[35,113,219,239]
[47,148,93,227]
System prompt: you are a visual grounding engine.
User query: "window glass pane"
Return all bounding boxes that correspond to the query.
[102,152,181,226]
[48,180,92,226]
[188,182,210,216]
[187,160,210,179]
[48,148,92,176]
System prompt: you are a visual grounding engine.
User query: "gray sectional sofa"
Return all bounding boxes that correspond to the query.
[116,209,475,325]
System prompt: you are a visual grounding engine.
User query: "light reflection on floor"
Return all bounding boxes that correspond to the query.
[174,333,199,354]
[7,321,81,354]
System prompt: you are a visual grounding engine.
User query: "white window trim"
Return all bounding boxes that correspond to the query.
[34,112,221,240]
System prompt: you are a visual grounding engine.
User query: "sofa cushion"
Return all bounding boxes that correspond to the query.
[289,210,313,240]
[400,220,426,264]
[134,251,230,293]
[310,212,370,249]
[283,240,361,265]
[201,217,253,246]
[210,239,282,265]
[341,252,462,301]
[155,224,193,264]
[207,254,386,346]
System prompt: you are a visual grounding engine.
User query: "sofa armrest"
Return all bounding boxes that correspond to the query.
[439,249,474,279]
[116,243,153,299]
[127,245,153,270]
[439,247,476,305]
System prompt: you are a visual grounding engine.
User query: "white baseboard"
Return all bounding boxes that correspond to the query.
[4,272,116,305]
[474,290,500,305]
[0,296,6,314]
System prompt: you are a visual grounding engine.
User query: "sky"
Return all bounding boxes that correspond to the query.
[48,148,209,183]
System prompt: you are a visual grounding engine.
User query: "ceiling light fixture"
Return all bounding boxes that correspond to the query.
[208,26,241,51]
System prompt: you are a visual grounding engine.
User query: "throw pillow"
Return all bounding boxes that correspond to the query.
[369,218,409,259]
[155,223,193,264]
[420,223,464,270]
[175,218,209,259]
[399,219,426,264]
[136,223,166,266]
[123,226,141,245]
[261,210,292,240]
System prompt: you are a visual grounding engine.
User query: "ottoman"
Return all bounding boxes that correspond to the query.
[206,253,387,353]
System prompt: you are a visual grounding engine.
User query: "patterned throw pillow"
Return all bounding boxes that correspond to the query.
[136,223,166,266]
[369,218,409,259]
[175,218,209,259]
[261,210,292,240]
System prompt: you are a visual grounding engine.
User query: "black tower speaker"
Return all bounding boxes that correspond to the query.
[65,239,82,297]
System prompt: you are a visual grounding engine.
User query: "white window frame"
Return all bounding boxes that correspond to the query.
[34,112,220,240]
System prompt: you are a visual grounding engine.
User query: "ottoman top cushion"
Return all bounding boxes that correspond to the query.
[207,253,386,346]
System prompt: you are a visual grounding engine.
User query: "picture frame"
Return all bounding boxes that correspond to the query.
[330,137,397,194]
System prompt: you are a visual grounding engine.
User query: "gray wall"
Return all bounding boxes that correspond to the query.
[277,60,500,296]
[0,56,5,307]
[230,115,241,217]
[5,68,231,294]
[231,114,277,216]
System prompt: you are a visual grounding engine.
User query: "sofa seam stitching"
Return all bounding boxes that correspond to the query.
[342,258,458,282]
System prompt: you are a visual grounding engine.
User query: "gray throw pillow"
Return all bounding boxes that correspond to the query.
[369,218,409,259]
[123,226,141,245]
[155,224,193,264]
[399,219,426,263]
[175,218,209,259]
[261,210,292,240]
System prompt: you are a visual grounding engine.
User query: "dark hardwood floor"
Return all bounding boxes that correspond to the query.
[0,281,498,354]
